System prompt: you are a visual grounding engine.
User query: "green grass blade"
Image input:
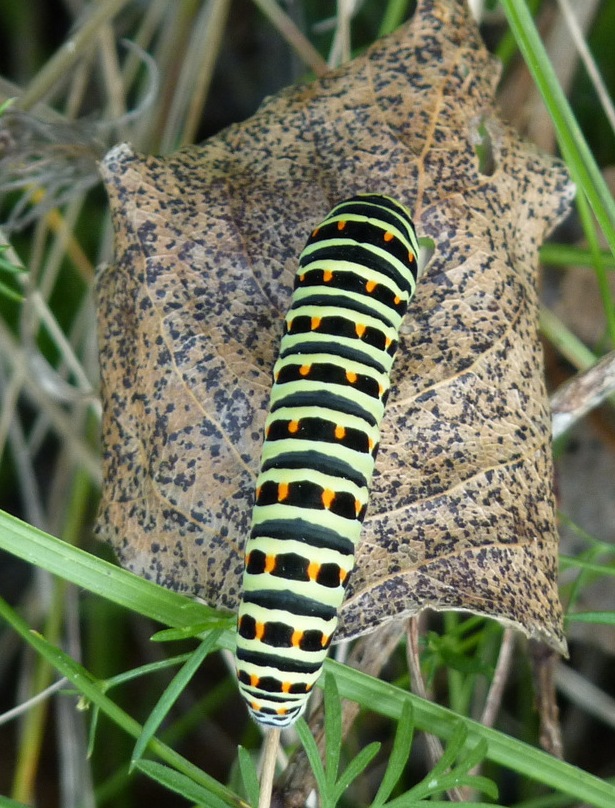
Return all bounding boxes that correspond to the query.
[500,0,615,254]
[134,760,231,808]
[0,509,225,629]
[567,612,615,625]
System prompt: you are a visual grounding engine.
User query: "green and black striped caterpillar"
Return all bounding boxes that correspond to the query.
[235,194,419,727]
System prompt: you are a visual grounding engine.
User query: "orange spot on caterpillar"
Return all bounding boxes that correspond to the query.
[311,316,321,330]
[251,701,261,712]
[277,707,288,715]
[366,280,377,293]
[379,384,385,397]
[355,323,366,338]
[300,364,311,376]
[321,634,329,648]
[335,425,345,440]
[337,220,347,230]
[394,295,401,305]
[383,231,394,242]
[346,370,357,384]
[308,561,320,581]
[312,227,320,237]
[255,486,262,501]
[291,629,303,647]
[354,499,362,517]
[339,568,348,585]
[322,489,335,509]
[299,273,305,282]
[278,482,289,502]
[265,555,276,574]
[368,437,375,451]
[408,251,415,263]
[323,269,333,282]
[281,682,292,694]
[250,674,259,688]
[255,622,265,640]
[385,336,392,349]
[288,420,300,434]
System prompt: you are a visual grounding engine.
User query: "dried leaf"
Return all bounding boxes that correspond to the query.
[96,0,573,653]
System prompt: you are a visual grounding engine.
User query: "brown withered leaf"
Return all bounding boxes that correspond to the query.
[96,0,573,653]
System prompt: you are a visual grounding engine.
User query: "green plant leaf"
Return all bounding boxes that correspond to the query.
[131,631,221,768]
[371,701,415,808]
[324,672,343,793]
[237,746,260,808]
[332,741,381,804]
[295,718,327,796]
[151,620,234,642]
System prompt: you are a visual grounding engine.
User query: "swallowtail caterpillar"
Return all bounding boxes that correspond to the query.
[235,194,419,726]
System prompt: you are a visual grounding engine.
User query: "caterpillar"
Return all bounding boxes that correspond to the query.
[235,194,419,727]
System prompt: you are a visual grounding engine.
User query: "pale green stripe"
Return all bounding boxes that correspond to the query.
[252,503,362,543]
[240,571,345,608]
[237,601,338,633]
[280,332,394,372]
[236,634,331,664]
[260,438,375,481]
[269,379,384,424]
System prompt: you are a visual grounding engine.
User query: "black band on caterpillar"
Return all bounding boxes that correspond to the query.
[235,194,419,727]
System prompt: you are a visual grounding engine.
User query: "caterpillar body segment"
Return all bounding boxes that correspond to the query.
[235,194,419,726]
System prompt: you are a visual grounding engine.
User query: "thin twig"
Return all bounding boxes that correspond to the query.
[556,0,615,136]
[479,628,515,729]
[258,728,281,808]
[405,618,464,801]
[0,678,69,726]
[551,350,615,439]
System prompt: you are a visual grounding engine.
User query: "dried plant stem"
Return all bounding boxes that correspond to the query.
[479,628,515,729]
[0,319,101,483]
[18,0,132,110]
[258,728,281,808]
[529,640,563,758]
[166,0,233,150]
[251,0,329,77]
